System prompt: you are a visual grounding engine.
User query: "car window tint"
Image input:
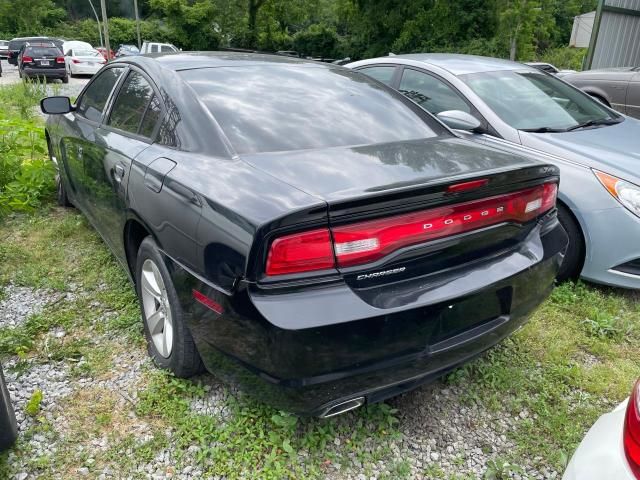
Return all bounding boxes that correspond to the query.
[358,66,396,86]
[139,94,162,138]
[181,65,439,154]
[108,71,154,135]
[77,67,124,123]
[399,69,470,115]
[25,47,60,57]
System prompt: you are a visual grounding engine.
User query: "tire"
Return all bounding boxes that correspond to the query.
[135,237,203,377]
[62,75,69,84]
[0,364,18,452]
[556,204,585,282]
[55,173,72,207]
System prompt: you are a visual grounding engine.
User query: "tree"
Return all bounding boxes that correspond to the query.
[247,0,267,47]
[0,0,65,35]
[497,0,545,60]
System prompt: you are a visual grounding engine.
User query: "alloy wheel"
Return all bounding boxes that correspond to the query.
[140,259,174,358]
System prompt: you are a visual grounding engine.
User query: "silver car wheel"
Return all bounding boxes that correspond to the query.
[141,259,174,358]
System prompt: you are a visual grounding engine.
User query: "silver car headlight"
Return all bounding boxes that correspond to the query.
[594,170,640,217]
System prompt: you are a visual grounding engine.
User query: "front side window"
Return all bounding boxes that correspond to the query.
[160,45,175,53]
[399,69,471,115]
[108,71,155,135]
[357,66,397,86]
[151,44,159,53]
[181,65,440,154]
[462,70,620,131]
[77,67,124,123]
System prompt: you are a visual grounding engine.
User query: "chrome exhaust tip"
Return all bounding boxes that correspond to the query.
[319,397,365,418]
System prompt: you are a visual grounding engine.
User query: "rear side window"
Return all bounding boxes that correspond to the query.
[151,44,159,53]
[108,71,156,136]
[181,65,439,154]
[160,45,174,52]
[139,94,162,137]
[357,66,397,86]
[399,68,471,115]
[77,67,124,123]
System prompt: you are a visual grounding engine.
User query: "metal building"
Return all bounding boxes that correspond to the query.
[570,11,595,48]
[585,0,640,69]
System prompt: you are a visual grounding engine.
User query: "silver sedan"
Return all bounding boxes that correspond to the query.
[347,54,640,289]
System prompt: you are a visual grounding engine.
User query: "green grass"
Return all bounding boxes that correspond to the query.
[1,206,639,479]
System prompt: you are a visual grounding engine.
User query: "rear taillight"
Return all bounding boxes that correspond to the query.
[22,55,33,63]
[56,56,64,63]
[624,379,640,479]
[72,58,81,64]
[332,182,558,267]
[265,228,335,276]
[264,182,558,276]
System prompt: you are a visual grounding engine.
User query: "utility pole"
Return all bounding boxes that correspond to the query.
[99,0,111,60]
[133,0,142,50]
[87,0,104,48]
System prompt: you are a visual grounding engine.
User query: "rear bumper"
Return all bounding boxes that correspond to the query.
[70,63,102,75]
[169,216,567,415]
[23,67,66,78]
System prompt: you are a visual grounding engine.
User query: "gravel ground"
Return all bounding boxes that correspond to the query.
[0,60,88,97]
[0,280,559,479]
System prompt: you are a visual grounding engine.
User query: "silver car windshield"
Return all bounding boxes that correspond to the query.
[461,70,620,132]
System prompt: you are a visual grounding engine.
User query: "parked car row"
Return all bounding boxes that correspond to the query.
[348,54,640,290]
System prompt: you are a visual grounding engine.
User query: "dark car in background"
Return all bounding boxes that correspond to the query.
[0,363,17,451]
[18,43,68,83]
[562,67,640,118]
[41,52,567,416]
[8,36,63,65]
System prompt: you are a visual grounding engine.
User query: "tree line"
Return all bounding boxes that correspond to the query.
[0,0,596,68]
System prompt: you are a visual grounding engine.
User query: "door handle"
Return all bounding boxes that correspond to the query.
[114,164,125,183]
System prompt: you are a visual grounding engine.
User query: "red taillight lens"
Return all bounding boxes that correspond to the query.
[624,379,640,479]
[72,58,81,64]
[22,55,33,63]
[56,56,64,63]
[265,228,335,276]
[332,182,558,268]
[264,182,558,276]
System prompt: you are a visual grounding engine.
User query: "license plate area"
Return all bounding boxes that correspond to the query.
[40,60,50,66]
[428,286,512,345]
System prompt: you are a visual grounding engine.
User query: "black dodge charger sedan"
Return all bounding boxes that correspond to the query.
[41,52,567,416]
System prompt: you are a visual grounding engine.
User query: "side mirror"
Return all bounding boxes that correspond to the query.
[437,110,483,132]
[41,96,73,115]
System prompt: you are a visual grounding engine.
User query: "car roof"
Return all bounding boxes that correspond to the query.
[122,51,322,72]
[385,53,538,75]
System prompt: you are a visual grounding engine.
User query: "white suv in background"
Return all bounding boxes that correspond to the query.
[0,40,8,59]
[140,42,179,54]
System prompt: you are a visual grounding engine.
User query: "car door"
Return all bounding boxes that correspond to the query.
[58,66,125,213]
[626,72,640,119]
[89,68,163,257]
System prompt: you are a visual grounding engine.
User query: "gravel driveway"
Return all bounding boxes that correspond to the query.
[0,60,88,97]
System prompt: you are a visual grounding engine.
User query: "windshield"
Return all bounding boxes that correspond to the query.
[461,70,619,131]
[182,65,440,154]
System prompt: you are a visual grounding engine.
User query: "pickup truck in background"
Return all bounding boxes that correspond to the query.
[140,42,180,54]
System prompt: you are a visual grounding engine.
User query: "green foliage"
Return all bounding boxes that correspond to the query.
[293,24,339,58]
[537,46,588,70]
[0,83,55,217]
[25,389,44,417]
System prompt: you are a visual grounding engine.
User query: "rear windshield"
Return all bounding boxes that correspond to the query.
[75,49,101,57]
[26,47,61,57]
[181,65,439,154]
